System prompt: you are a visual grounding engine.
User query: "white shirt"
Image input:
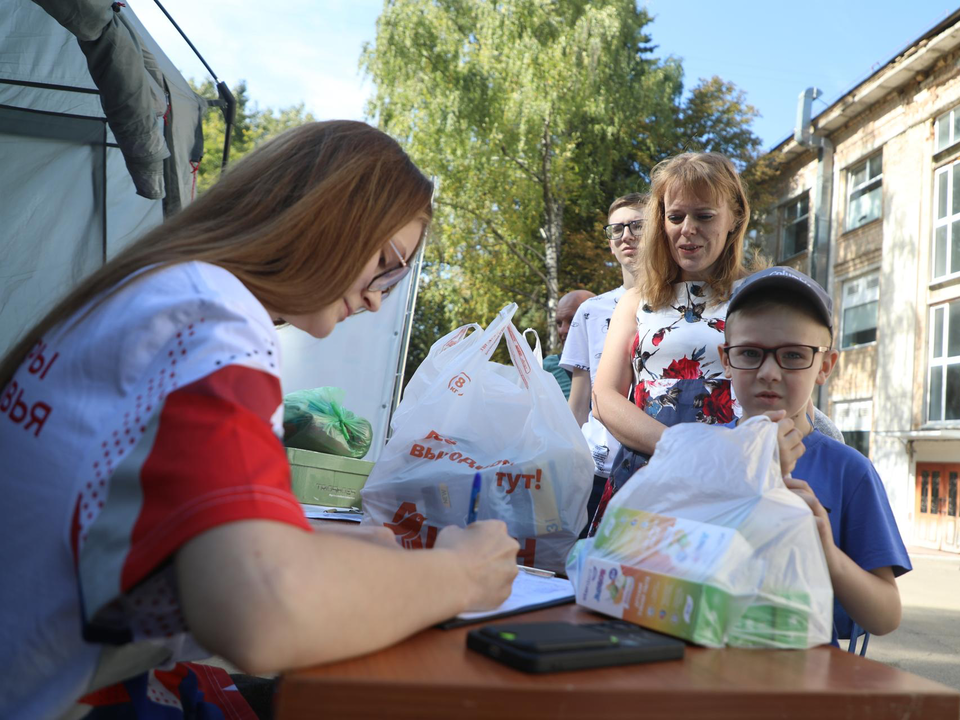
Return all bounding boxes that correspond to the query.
[559,286,625,476]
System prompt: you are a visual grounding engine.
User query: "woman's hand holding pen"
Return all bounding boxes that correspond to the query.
[435,521,519,611]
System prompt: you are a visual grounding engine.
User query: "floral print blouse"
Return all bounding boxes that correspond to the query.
[629,281,742,427]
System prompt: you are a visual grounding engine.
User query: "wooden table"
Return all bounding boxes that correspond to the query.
[276,603,960,720]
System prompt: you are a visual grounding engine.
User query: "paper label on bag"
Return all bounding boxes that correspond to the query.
[530,474,562,536]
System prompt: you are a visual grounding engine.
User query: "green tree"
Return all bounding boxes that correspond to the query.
[364,1,770,384]
[363,0,682,353]
[188,79,316,193]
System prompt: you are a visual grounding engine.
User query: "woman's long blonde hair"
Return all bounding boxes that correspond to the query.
[0,120,433,390]
[635,152,750,310]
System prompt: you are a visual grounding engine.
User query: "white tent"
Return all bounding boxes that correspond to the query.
[0,0,420,460]
[0,0,206,355]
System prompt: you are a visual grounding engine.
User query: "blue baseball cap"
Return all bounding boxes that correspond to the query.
[728,266,834,332]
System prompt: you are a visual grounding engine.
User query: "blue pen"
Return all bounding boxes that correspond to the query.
[466,472,482,524]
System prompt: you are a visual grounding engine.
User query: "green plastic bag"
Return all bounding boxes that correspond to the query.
[282,387,373,459]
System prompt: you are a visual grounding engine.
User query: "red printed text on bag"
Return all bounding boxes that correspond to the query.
[383,501,538,564]
[447,372,471,397]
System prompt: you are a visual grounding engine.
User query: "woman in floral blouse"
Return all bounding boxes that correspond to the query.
[588,152,757,533]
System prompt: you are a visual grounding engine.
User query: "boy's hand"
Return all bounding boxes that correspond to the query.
[783,476,835,559]
[764,410,805,477]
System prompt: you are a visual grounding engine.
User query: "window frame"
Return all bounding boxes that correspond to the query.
[832,399,872,458]
[931,159,960,283]
[927,299,960,425]
[839,271,880,350]
[845,151,883,232]
[779,192,810,260]
[935,106,960,153]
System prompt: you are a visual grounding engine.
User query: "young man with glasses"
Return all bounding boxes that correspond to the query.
[719,266,910,646]
[560,193,645,533]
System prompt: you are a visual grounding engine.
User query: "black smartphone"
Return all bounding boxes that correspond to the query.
[466,619,685,673]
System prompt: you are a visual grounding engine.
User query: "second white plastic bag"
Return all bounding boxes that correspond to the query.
[567,416,834,648]
[362,303,594,574]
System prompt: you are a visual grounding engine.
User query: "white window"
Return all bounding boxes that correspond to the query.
[932,160,960,281]
[936,106,960,152]
[781,193,809,259]
[845,152,882,231]
[840,272,879,349]
[928,300,960,423]
[833,399,872,458]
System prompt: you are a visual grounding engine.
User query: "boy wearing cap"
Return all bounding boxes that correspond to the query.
[720,267,911,643]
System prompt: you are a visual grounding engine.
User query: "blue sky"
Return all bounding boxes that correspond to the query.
[131,0,958,151]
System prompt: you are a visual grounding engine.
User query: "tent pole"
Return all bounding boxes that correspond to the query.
[150,1,220,81]
[150,0,234,169]
[217,82,236,169]
[102,123,108,264]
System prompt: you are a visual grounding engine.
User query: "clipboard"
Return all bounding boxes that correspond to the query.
[439,571,576,629]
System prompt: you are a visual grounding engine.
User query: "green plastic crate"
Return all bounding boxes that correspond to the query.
[286,447,373,508]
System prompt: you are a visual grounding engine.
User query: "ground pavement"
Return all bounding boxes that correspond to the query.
[867,548,960,692]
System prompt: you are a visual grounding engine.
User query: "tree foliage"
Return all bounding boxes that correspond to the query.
[362,0,773,384]
[188,79,316,193]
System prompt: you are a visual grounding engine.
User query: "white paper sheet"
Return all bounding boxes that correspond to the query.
[456,571,575,622]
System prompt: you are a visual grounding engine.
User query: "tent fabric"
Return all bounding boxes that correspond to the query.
[0,106,110,348]
[0,0,203,354]
[1,0,205,206]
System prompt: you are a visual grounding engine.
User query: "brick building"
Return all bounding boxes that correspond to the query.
[758,11,960,552]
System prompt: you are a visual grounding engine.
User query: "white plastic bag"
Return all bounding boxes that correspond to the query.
[361,303,594,573]
[567,416,833,648]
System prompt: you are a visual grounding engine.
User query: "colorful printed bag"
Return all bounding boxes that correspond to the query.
[361,303,593,573]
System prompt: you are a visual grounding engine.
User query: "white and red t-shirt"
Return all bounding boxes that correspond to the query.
[0,262,310,719]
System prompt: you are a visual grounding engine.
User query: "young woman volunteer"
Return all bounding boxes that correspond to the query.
[0,121,518,719]
[589,152,806,534]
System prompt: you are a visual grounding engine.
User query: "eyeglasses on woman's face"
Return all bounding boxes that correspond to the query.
[723,344,831,370]
[603,219,643,241]
[352,240,411,314]
[367,239,410,293]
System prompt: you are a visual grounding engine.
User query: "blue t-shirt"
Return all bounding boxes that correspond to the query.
[792,430,912,643]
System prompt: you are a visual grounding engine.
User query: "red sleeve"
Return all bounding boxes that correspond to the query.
[120,365,309,592]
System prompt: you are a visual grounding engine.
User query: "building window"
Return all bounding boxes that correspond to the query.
[932,160,960,281]
[781,193,809,259]
[846,152,882,231]
[936,107,960,152]
[833,399,871,458]
[840,272,879,349]
[928,299,960,423]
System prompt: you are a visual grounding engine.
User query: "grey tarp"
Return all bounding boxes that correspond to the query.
[0,0,207,353]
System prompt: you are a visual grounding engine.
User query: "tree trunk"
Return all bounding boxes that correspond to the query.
[541,118,563,353]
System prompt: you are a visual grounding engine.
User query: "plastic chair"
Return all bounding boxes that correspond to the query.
[845,621,870,656]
